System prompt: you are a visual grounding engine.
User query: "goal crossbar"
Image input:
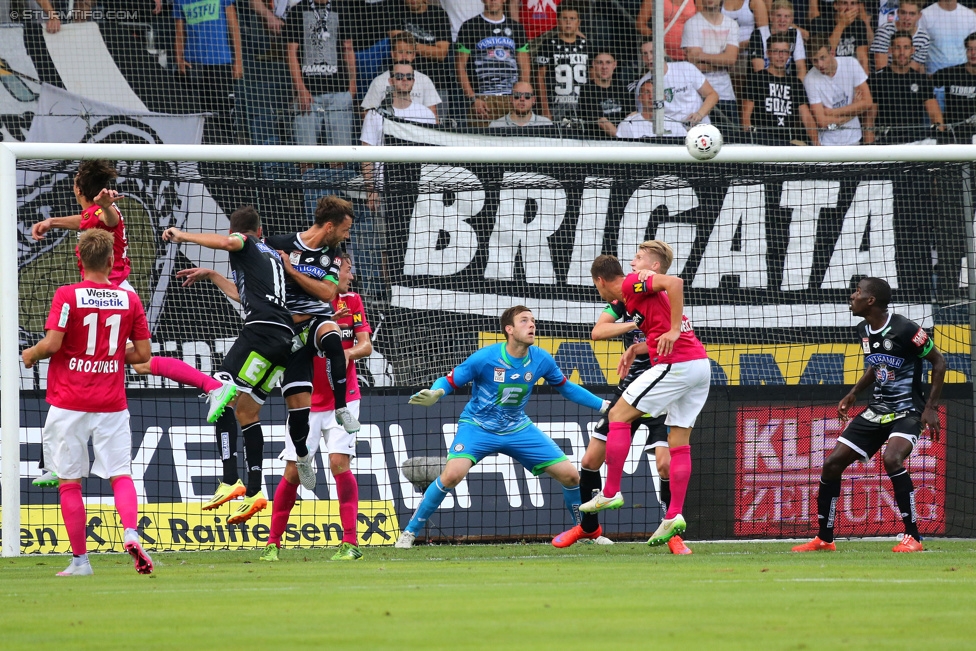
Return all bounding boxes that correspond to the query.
[3,141,976,556]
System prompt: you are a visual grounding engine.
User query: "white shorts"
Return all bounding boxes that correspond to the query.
[42,406,132,479]
[621,358,711,429]
[280,400,360,461]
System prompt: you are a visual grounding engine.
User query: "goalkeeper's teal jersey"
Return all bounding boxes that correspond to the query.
[446,343,568,435]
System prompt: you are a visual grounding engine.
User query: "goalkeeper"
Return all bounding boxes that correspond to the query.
[395,305,609,549]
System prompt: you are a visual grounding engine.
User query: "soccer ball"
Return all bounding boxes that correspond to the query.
[685,124,723,161]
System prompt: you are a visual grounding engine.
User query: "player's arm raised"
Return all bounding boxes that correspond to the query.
[542,353,609,412]
[31,214,83,240]
[921,345,947,440]
[649,273,685,356]
[162,227,246,252]
[409,354,479,406]
[92,189,125,227]
[591,309,638,341]
[177,267,241,302]
[277,249,340,303]
[22,330,66,369]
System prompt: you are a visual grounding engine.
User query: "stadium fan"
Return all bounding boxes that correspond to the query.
[586,247,710,548]
[808,0,871,75]
[534,0,589,123]
[29,160,237,488]
[554,241,691,555]
[22,229,154,576]
[578,51,631,138]
[866,31,943,145]
[682,0,741,130]
[488,81,552,127]
[803,33,873,145]
[749,0,807,80]
[793,278,946,554]
[361,33,443,118]
[395,305,609,549]
[162,206,294,525]
[870,0,929,74]
[261,253,373,562]
[456,0,530,127]
[637,0,697,62]
[629,39,719,137]
[741,32,817,145]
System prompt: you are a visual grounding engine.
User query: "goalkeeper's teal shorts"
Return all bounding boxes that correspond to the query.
[446,422,568,476]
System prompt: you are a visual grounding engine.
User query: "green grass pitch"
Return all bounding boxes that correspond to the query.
[2,541,974,650]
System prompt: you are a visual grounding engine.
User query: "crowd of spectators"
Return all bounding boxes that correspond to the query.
[9,0,976,150]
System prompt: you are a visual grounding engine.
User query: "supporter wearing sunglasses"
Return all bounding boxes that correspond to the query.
[489,81,554,127]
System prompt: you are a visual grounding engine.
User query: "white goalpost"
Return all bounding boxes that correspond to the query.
[3,141,976,557]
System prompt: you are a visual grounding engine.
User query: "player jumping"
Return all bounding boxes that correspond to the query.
[586,246,710,548]
[163,206,294,524]
[261,253,374,562]
[178,197,359,522]
[554,241,691,554]
[29,160,237,486]
[395,305,609,549]
[793,277,945,553]
[22,230,155,576]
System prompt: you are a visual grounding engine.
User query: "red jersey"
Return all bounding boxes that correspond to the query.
[520,0,559,39]
[76,204,130,285]
[311,292,372,412]
[621,272,708,366]
[43,280,150,412]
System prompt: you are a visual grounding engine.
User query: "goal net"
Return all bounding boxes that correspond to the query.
[4,138,976,554]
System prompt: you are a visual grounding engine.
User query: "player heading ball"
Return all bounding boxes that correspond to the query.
[587,245,710,548]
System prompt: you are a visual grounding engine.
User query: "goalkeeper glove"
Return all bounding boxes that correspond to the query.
[409,388,445,407]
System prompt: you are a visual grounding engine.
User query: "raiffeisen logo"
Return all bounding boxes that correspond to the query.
[75,287,130,309]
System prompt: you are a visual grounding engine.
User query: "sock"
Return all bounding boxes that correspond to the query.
[562,485,582,526]
[215,409,239,484]
[58,483,88,557]
[287,407,311,458]
[318,330,348,409]
[579,468,603,533]
[242,422,265,497]
[38,448,46,471]
[406,477,450,535]
[817,478,842,543]
[150,356,222,392]
[665,445,691,519]
[659,477,671,515]
[889,469,921,540]
[603,422,632,497]
[110,476,139,530]
[269,476,299,547]
[334,469,360,545]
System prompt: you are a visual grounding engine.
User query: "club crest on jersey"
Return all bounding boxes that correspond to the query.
[912,328,928,346]
[524,371,533,382]
[453,444,464,452]
[494,367,505,382]
[883,339,893,350]
[320,255,331,267]
[289,251,301,265]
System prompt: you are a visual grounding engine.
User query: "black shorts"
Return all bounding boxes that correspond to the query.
[219,323,293,404]
[281,316,333,398]
[592,394,668,449]
[838,410,921,461]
